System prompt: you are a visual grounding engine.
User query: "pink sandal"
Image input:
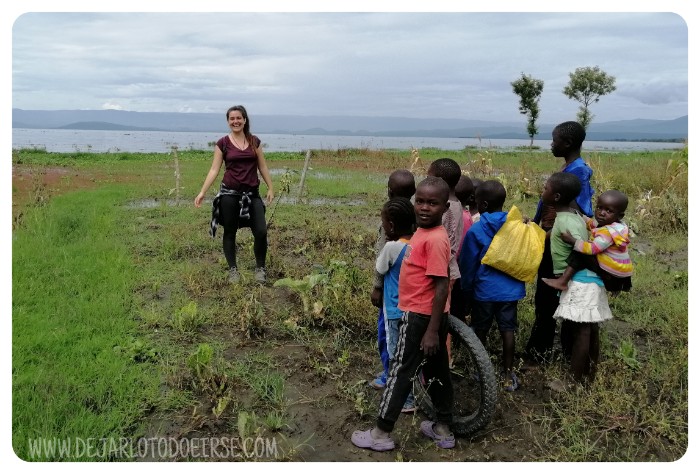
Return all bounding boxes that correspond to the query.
[420,421,455,449]
[350,429,395,451]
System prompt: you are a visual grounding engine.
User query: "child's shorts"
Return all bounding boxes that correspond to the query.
[471,300,518,333]
[553,280,613,323]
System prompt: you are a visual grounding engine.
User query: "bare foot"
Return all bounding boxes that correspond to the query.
[542,277,569,291]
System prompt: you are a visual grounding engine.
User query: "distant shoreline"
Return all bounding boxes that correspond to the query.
[12,126,687,144]
[12,128,686,153]
[12,109,689,144]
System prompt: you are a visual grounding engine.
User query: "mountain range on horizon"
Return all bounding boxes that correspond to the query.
[12,108,688,142]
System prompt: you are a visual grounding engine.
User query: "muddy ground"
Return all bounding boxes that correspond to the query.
[12,164,683,462]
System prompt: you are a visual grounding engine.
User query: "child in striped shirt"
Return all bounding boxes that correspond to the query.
[543,190,633,293]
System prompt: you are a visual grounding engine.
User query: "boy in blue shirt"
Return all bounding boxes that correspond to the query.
[526,121,594,363]
[458,180,526,392]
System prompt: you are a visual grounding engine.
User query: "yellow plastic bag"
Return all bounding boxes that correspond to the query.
[481,205,546,283]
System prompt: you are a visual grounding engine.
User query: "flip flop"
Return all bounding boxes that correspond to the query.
[350,429,395,451]
[420,421,455,449]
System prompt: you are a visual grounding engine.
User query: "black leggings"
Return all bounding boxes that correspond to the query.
[219,194,267,269]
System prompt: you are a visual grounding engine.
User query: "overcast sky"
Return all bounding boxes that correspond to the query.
[9,8,690,125]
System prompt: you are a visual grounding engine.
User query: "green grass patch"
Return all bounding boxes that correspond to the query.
[11,146,688,461]
[12,186,160,460]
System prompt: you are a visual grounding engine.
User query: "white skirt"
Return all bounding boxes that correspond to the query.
[553,280,613,323]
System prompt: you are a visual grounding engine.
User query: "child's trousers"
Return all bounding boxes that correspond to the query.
[377,308,390,384]
[377,311,453,433]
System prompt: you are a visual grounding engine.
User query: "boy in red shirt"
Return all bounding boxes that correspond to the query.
[351,176,455,451]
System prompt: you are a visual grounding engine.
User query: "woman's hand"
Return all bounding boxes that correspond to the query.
[194,192,206,208]
[266,188,274,206]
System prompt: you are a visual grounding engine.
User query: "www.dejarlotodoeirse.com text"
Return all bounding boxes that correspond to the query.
[26,436,279,460]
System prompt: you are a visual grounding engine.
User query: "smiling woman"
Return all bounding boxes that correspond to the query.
[194,105,275,284]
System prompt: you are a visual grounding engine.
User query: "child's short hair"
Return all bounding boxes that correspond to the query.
[388,169,416,199]
[455,175,474,206]
[428,158,462,189]
[383,197,416,236]
[475,180,506,209]
[549,172,582,204]
[554,121,586,149]
[417,176,450,202]
[600,189,629,213]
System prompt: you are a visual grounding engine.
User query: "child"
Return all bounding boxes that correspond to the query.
[369,170,416,390]
[451,175,475,323]
[543,172,612,383]
[351,177,455,451]
[427,158,464,283]
[374,197,417,413]
[468,177,483,223]
[427,158,464,367]
[543,190,633,292]
[454,175,475,261]
[458,180,526,391]
[526,121,595,363]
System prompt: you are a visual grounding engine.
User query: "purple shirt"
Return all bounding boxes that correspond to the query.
[216,134,261,190]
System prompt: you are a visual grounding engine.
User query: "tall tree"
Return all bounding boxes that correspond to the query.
[511,73,544,147]
[563,66,617,130]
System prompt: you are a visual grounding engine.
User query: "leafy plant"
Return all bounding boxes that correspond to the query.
[186,343,214,380]
[274,271,329,316]
[113,337,158,363]
[212,396,232,421]
[619,339,641,370]
[172,300,208,335]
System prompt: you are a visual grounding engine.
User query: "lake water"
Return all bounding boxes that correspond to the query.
[12,128,685,153]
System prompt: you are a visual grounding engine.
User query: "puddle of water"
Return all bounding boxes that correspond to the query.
[125,196,366,208]
[269,168,295,176]
[124,198,186,209]
[278,197,366,206]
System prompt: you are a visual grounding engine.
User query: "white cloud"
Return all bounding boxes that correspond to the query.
[101,102,124,110]
[10,11,690,122]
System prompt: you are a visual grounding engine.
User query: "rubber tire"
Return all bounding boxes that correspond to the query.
[413,314,498,437]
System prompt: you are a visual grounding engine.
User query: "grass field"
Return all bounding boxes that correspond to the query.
[11,144,688,461]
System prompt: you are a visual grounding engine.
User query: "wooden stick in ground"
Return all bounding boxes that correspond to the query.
[298,149,312,200]
[171,146,180,205]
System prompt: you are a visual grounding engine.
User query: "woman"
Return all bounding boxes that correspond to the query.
[195,105,274,283]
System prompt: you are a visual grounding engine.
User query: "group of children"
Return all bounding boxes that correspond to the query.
[352,120,634,452]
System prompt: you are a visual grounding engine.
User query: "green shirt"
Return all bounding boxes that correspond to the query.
[551,211,588,275]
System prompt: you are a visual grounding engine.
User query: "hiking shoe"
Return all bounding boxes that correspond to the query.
[228,267,240,283]
[504,372,520,392]
[254,267,266,283]
[420,421,455,449]
[401,401,416,414]
[368,376,386,390]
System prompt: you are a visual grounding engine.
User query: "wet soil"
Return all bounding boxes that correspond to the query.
[13,163,686,462]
